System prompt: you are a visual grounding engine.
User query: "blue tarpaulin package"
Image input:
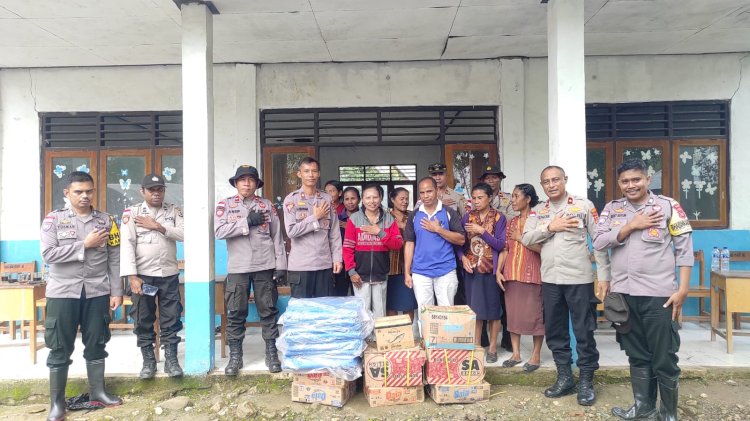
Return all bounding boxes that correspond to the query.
[279,297,373,380]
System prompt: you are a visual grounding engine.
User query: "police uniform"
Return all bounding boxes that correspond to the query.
[439,187,468,216]
[283,188,342,298]
[491,191,519,220]
[40,204,123,418]
[41,207,122,367]
[522,192,610,404]
[594,192,693,420]
[215,193,287,341]
[119,192,184,377]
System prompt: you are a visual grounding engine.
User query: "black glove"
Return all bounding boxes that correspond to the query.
[273,270,286,284]
[246,211,265,227]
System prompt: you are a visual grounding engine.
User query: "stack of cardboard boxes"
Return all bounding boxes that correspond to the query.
[421,306,492,404]
[363,314,426,407]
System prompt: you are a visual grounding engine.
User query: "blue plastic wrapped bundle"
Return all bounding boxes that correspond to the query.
[279,296,373,380]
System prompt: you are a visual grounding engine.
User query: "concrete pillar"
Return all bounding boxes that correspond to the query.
[181,1,215,374]
[547,0,586,195]
[499,58,526,191]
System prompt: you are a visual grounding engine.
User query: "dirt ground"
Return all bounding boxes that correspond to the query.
[1,370,749,421]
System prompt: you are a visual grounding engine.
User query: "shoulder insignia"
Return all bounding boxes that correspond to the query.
[667,199,692,236]
[42,213,56,231]
[215,201,226,217]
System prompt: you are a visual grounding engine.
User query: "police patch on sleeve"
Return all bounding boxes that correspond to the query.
[668,199,692,236]
[108,215,121,247]
[42,213,55,231]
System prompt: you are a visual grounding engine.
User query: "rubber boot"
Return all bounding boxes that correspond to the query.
[657,377,679,421]
[164,343,184,378]
[46,366,68,421]
[86,359,122,407]
[612,367,658,420]
[265,339,282,373]
[224,340,244,376]
[139,345,157,379]
[544,364,577,398]
[577,369,597,406]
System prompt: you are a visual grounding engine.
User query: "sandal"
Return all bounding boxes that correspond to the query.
[502,358,523,368]
[486,352,498,363]
[523,362,540,373]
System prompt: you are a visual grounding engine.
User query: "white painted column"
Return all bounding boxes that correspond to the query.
[499,58,526,191]
[547,0,586,195]
[181,1,215,374]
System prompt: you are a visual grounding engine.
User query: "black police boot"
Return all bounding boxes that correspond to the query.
[224,340,244,376]
[612,367,658,420]
[164,343,184,378]
[265,339,282,373]
[544,364,577,398]
[86,359,122,407]
[577,369,597,406]
[46,366,68,421]
[657,377,679,421]
[139,345,157,379]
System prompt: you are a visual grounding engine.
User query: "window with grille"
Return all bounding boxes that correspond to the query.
[586,101,728,228]
[41,111,183,220]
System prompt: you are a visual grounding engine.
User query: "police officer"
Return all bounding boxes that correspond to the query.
[428,163,467,216]
[40,171,123,421]
[120,173,184,379]
[522,165,610,406]
[594,159,693,421]
[479,164,519,220]
[283,157,342,298]
[215,165,287,375]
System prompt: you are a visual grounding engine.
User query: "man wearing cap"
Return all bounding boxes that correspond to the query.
[594,158,693,421]
[120,173,185,378]
[521,165,610,406]
[215,165,287,375]
[283,157,343,298]
[479,164,518,220]
[428,163,467,216]
[40,171,122,421]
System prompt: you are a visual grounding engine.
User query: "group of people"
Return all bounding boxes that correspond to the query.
[39,155,693,421]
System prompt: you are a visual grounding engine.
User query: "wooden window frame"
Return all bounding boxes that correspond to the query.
[98,149,153,216]
[261,145,316,201]
[586,141,617,202]
[444,143,499,188]
[43,150,98,215]
[671,139,728,228]
[614,139,672,196]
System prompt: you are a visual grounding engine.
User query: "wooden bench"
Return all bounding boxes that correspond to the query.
[0,262,37,340]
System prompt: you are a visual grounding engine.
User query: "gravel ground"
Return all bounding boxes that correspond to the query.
[1,371,749,420]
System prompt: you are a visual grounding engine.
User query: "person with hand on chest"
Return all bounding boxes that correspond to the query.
[215,165,287,375]
[594,159,694,421]
[522,165,610,407]
[120,173,185,379]
[40,171,123,421]
[283,157,343,298]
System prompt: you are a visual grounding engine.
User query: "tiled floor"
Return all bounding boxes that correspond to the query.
[1,321,748,380]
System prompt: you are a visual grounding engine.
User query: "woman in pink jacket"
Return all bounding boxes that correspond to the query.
[343,183,404,318]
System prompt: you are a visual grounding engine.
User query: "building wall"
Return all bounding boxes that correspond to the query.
[2,54,749,294]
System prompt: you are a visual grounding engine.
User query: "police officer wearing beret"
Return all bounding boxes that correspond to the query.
[40,171,123,421]
[215,165,287,375]
[120,173,185,379]
[522,165,610,406]
[594,159,693,421]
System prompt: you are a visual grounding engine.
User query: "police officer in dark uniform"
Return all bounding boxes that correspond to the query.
[594,159,693,421]
[215,166,287,375]
[120,174,185,378]
[40,171,123,421]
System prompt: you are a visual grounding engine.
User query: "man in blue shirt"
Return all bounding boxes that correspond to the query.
[404,177,465,322]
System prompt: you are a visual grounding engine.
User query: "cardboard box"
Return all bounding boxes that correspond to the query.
[292,372,348,387]
[428,381,492,404]
[374,314,415,351]
[425,347,485,385]
[363,343,426,387]
[420,305,476,349]
[364,386,425,407]
[290,381,356,407]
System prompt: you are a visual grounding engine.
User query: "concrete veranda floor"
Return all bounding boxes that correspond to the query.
[1,321,749,380]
